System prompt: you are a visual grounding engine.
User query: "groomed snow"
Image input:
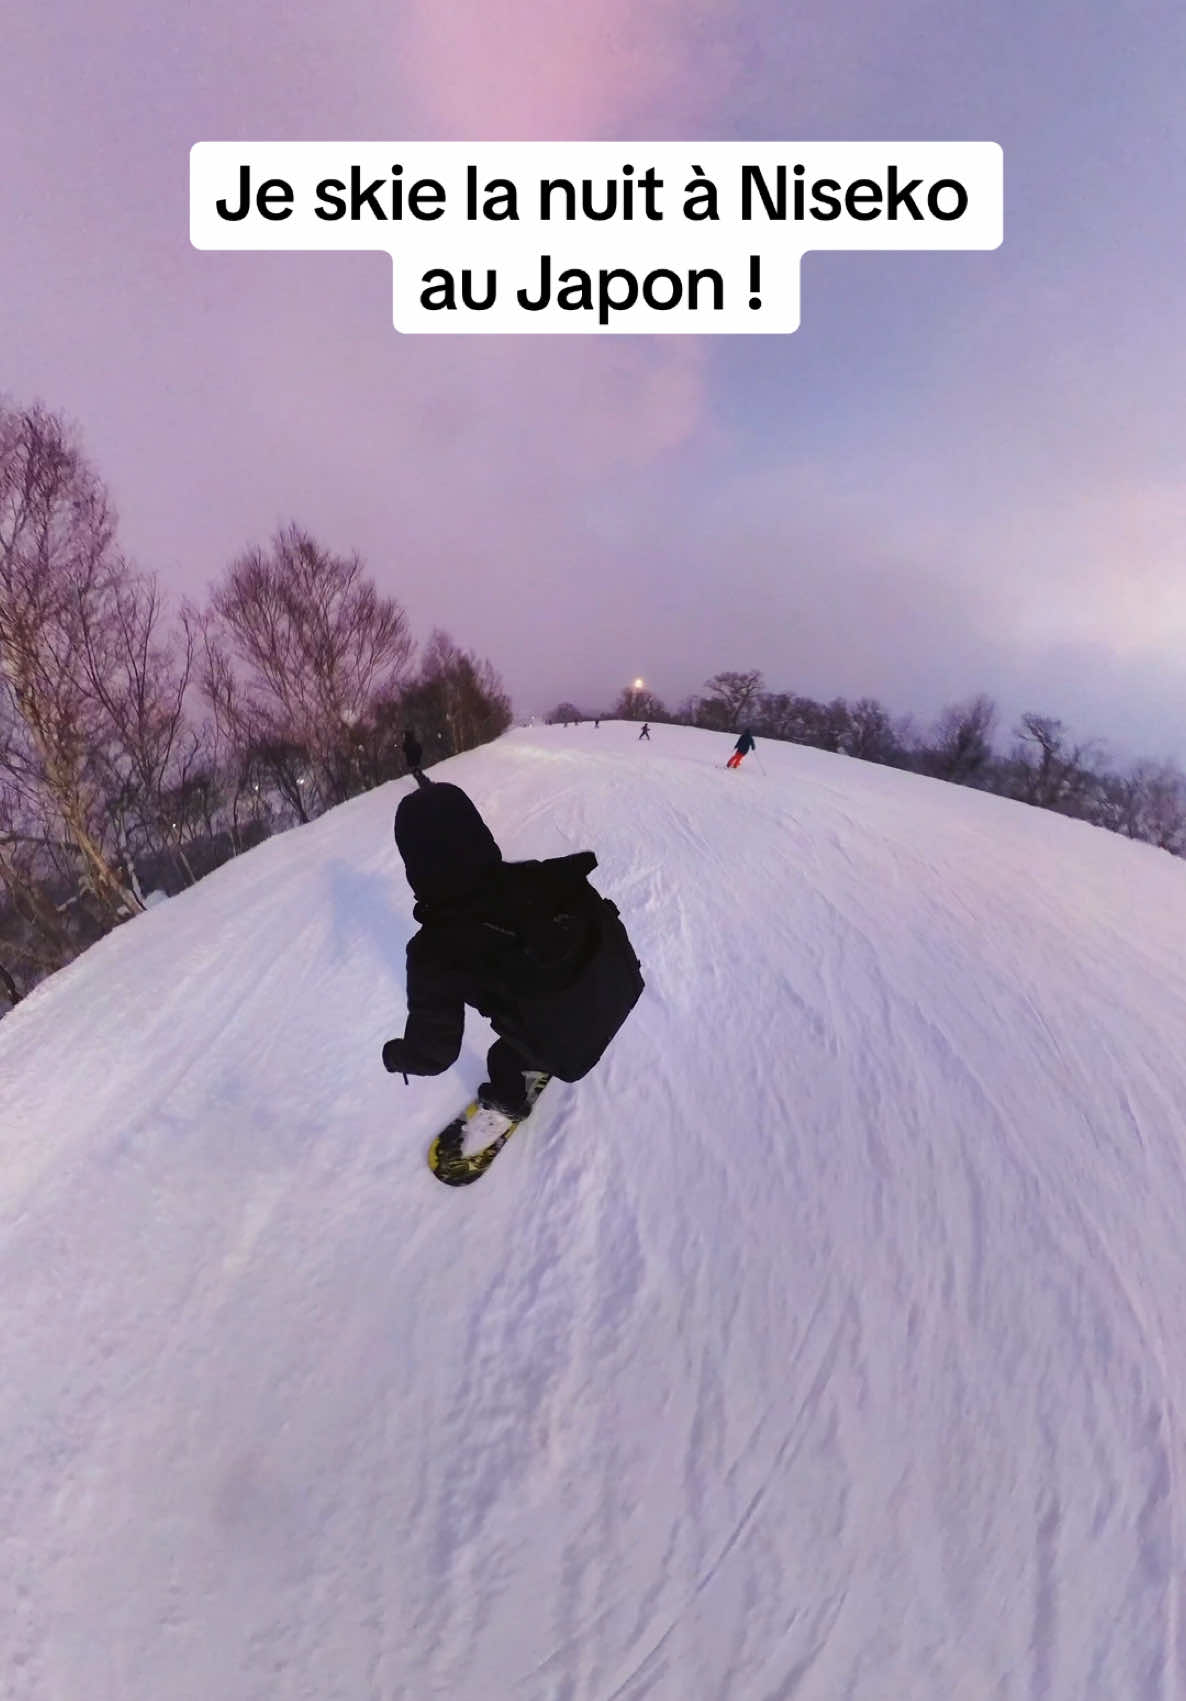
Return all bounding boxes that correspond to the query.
[3,721,1185,1699]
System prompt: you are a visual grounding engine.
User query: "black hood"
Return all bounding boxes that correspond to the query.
[393,782,503,906]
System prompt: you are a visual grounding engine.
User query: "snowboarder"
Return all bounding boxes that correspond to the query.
[381,782,645,1122]
[638,723,651,740]
[727,728,756,769]
[402,728,423,777]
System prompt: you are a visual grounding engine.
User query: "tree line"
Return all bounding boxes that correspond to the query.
[549,672,1186,858]
[0,399,512,1005]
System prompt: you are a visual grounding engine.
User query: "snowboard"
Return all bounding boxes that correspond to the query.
[427,1073,552,1187]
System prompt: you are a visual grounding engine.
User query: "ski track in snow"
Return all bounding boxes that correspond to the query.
[3,722,1186,1699]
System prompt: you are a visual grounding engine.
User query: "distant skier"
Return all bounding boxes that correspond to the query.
[594,719,600,729]
[381,782,645,1121]
[727,729,756,769]
[638,723,651,740]
[402,728,423,778]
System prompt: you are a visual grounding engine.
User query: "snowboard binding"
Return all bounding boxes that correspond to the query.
[427,1073,552,1187]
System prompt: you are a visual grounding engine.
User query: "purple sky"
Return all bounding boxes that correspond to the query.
[4,0,1185,759]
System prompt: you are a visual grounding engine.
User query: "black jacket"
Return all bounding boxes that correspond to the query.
[383,784,644,1082]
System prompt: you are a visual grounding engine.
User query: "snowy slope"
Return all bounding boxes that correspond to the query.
[3,721,1186,1700]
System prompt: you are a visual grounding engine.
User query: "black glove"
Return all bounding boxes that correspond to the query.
[382,1038,409,1082]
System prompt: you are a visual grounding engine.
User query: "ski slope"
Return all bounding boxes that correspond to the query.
[3,720,1186,1700]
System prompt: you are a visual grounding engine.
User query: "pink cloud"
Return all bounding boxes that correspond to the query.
[400,0,740,140]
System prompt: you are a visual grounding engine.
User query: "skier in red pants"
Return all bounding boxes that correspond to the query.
[727,728,756,769]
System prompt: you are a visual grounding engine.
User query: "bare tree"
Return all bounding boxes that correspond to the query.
[1137,765,1186,852]
[1098,761,1186,853]
[203,524,414,811]
[844,698,900,764]
[0,400,142,923]
[693,694,732,732]
[547,702,583,725]
[0,761,81,979]
[751,691,849,750]
[189,614,268,846]
[927,694,998,784]
[799,696,851,752]
[1011,713,1099,815]
[406,629,512,758]
[702,669,764,731]
[613,685,666,722]
[72,570,203,881]
[753,691,796,740]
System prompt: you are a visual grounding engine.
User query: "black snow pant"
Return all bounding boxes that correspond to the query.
[480,1038,539,1113]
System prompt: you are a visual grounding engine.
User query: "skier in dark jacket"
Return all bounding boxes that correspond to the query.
[401,728,423,776]
[727,728,756,769]
[638,723,651,740]
[381,782,645,1119]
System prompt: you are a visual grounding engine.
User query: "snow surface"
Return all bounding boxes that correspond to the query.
[3,720,1186,1700]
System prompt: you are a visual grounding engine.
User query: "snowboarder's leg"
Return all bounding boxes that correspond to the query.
[478,1038,536,1119]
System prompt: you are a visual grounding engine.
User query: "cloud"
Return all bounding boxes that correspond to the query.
[399,0,743,140]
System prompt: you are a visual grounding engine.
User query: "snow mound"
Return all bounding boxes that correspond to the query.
[3,721,1185,1699]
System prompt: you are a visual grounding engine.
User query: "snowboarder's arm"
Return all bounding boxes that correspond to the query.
[382,946,465,1077]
